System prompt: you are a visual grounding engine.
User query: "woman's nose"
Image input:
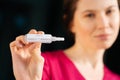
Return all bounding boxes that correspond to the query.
[96,14,110,29]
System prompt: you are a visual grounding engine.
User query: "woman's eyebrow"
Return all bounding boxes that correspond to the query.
[82,5,118,14]
[82,10,96,14]
[106,5,118,10]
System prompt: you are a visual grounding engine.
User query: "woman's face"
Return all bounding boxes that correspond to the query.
[71,0,120,50]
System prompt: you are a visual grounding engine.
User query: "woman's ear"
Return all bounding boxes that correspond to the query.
[70,21,75,33]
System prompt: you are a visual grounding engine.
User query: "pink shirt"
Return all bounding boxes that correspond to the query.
[41,50,120,80]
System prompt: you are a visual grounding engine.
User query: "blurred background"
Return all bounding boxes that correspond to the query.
[0,0,120,80]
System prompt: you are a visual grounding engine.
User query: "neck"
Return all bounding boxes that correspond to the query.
[64,43,105,80]
[64,43,105,68]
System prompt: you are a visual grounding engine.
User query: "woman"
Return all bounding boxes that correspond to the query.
[10,0,120,80]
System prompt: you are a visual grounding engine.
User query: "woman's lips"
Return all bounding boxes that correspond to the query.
[95,34,111,41]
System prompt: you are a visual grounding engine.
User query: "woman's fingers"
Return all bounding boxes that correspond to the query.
[28,29,45,34]
[37,31,45,34]
[28,29,37,34]
[26,29,45,47]
[10,29,44,56]
[10,41,17,54]
[16,35,27,46]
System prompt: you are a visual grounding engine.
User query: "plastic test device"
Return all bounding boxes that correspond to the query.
[25,34,65,43]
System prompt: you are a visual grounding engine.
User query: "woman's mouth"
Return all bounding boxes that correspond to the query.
[95,34,111,41]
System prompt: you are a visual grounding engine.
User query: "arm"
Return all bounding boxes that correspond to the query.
[10,29,44,80]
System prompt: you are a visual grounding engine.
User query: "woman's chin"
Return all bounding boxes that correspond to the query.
[97,42,114,50]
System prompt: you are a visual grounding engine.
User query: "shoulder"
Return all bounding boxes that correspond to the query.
[41,50,65,64]
[41,50,65,78]
[41,50,62,79]
[41,50,63,59]
[104,66,120,80]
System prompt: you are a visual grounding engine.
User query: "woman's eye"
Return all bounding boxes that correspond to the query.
[106,9,113,15]
[86,13,95,18]
[106,10,111,14]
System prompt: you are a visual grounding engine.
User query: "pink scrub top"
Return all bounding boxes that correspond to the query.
[41,50,120,80]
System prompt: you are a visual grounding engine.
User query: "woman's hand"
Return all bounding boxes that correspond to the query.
[10,29,44,80]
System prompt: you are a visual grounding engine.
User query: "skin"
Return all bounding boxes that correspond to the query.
[10,0,119,80]
[10,30,44,80]
[64,0,119,80]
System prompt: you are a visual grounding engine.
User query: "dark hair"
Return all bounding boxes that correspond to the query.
[63,0,119,33]
[63,0,79,46]
[63,0,120,37]
[63,0,78,34]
